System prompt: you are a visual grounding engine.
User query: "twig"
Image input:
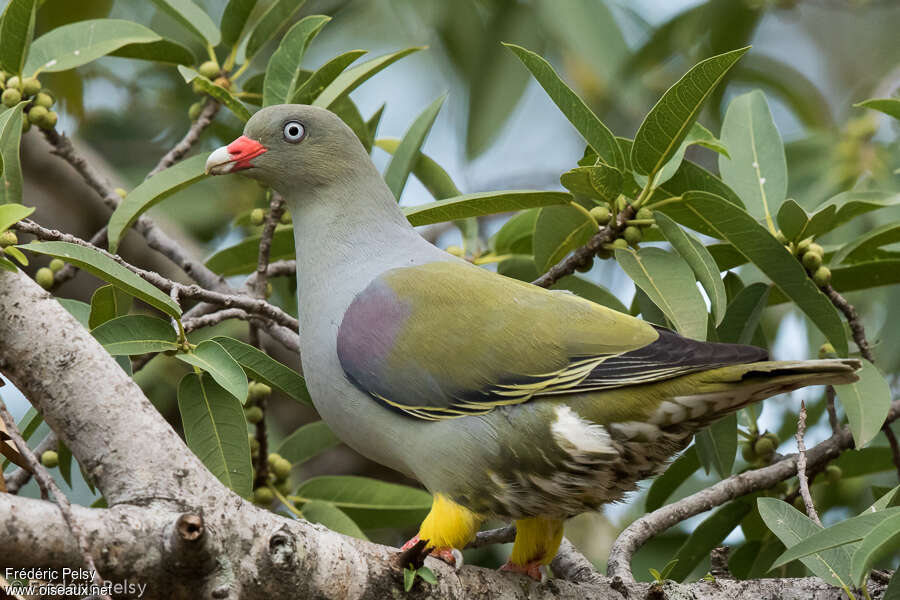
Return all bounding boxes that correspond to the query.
[251,192,286,297]
[40,128,229,292]
[531,204,635,288]
[795,400,822,526]
[13,220,298,331]
[469,524,516,548]
[823,284,874,362]
[147,99,220,178]
[0,399,110,599]
[883,426,900,483]
[4,430,57,494]
[826,385,840,434]
[183,308,252,332]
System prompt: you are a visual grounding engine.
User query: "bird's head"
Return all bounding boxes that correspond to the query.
[205,104,368,193]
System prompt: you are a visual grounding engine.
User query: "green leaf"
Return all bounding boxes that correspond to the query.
[869,484,900,512]
[220,0,258,48]
[178,372,252,497]
[417,566,437,585]
[107,154,208,254]
[668,499,752,581]
[556,275,629,314]
[776,199,808,241]
[91,314,178,355]
[635,122,728,188]
[57,297,91,329]
[615,247,708,340]
[245,0,308,61]
[833,360,891,448]
[694,414,737,479]
[20,241,182,318]
[384,95,446,200]
[178,66,251,122]
[108,38,195,66]
[313,47,424,110]
[771,507,900,569]
[176,340,248,403]
[275,421,340,465]
[205,226,293,276]
[679,191,847,356]
[503,43,624,170]
[403,567,415,591]
[88,284,133,330]
[491,208,538,255]
[855,98,900,121]
[886,569,900,600]
[295,475,431,529]
[0,0,36,75]
[559,164,623,205]
[631,47,749,178]
[25,19,161,74]
[2,245,25,266]
[808,191,900,238]
[148,0,220,46]
[403,190,571,227]
[376,138,461,200]
[57,441,73,488]
[654,212,727,325]
[851,512,900,584]
[262,15,330,106]
[646,446,700,512]
[718,90,787,230]
[0,202,33,229]
[289,50,367,105]
[0,104,26,205]
[757,497,854,588]
[532,201,595,275]
[301,500,367,540]
[833,222,900,265]
[717,282,770,345]
[330,95,372,152]
[211,336,310,405]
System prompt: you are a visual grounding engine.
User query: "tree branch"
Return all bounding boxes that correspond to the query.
[147,99,220,178]
[795,400,822,526]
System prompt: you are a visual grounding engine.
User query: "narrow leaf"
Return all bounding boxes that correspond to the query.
[205,226,293,276]
[262,15,330,106]
[88,284,133,329]
[384,95,446,200]
[91,314,178,355]
[0,104,26,205]
[276,421,340,465]
[615,247,708,340]
[851,513,900,584]
[503,43,624,170]
[808,191,900,238]
[178,372,252,497]
[832,222,900,264]
[0,0,36,75]
[833,360,891,448]
[57,297,91,329]
[176,340,248,403]
[654,212,727,325]
[107,154,208,253]
[220,0,258,48]
[313,47,424,110]
[289,50,367,105]
[717,282,770,345]
[148,0,221,46]
[25,20,161,74]
[680,191,847,355]
[855,98,900,121]
[632,47,749,177]
[719,90,787,229]
[212,336,310,405]
[301,500,367,540]
[178,66,251,122]
[0,203,33,229]
[376,138,461,200]
[532,201,595,274]
[777,199,808,241]
[245,0,308,60]
[20,241,182,318]
[694,414,738,479]
[295,475,431,529]
[109,38,195,66]
[403,190,571,227]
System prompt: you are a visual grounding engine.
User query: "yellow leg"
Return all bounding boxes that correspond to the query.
[506,517,564,573]
[402,494,482,562]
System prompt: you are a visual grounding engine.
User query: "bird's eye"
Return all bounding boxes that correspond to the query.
[283,121,305,143]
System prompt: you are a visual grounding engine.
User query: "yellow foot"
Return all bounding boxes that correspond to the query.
[500,560,546,582]
[400,535,463,568]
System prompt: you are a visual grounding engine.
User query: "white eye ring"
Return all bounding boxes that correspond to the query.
[283,121,305,143]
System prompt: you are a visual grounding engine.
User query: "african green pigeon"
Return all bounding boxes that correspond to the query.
[206,105,859,579]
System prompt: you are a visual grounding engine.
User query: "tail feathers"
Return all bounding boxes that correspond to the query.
[648,359,861,429]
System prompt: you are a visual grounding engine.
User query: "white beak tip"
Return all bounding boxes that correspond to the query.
[205,145,235,175]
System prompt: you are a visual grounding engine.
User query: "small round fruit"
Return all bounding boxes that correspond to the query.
[596,248,612,260]
[49,258,65,273]
[636,207,653,221]
[41,450,59,468]
[267,453,282,467]
[796,238,812,255]
[813,266,832,287]
[5,75,20,90]
[276,480,291,495]
[249,381,272,401]
[611,238,629,250]
[280,211,292,225]
[763,432,779,445]
[590,205,611,225]
[115,188,128,199]
[0,230,17,247]
[249,208,266,226]
[807,243,824,257]
[35,267,54,289]
[253,487,274,504]
[623,226,642,246]
[575,257,593,273]
[21,119,30,133]
[245,406,264,424]
[28,105,48,125]
[265,281,273,298]
[191,80,204,94]
[188,101,203,121]
[42,111,58,129]
[22,77,40,96]
[818,342,836,359]
[445,245,464,257]
[754,436,776,458]
[741,442,756,462]
[198,60,220,79]
[2,87,21,106]
[34,92,53,108]
[248,435,260,453]
[272,457,292,481]
[825,464,842,484]
[802,251,822,271]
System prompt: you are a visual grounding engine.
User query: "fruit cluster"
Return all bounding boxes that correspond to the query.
[252,452,293,505]
[579,200,654,270]
[0,72,58,131]
[778,232,832,287]
[742,430,780,467]
[30,258,65,290]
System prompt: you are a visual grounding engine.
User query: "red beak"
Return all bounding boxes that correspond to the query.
[205,136,267,175]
